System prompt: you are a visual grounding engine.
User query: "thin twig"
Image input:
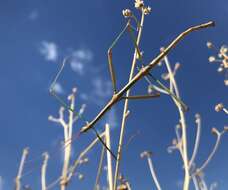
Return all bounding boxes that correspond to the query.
[141,151,162,190]
[163,55,190,190]
[113,10,145,190]
[67,132,106,184]
[189,114,202,169]
[105,124,114,190]
[93,142,105,190]
[15,147,29,190]
[193,128,224,176]
[41,152,49,190]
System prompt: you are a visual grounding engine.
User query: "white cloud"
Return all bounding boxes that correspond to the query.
[39,41,58,62]
[92,77,112,99]
[69,49,93,75]
[72,49,93,62]
[80,77,112,106]
[70,60,84,75]
[0,176,3,190]
[28,10,39,20]
[52,82,64,94]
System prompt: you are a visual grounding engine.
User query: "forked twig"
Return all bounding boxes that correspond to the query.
[67,132,106,184]
[193,128,227,176]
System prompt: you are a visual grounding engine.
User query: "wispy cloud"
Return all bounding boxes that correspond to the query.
[70,60,84,75]
[52,82,64,94]
[72,49,93,62]
[92,77,112,99]
[83,77,113,106]
[39,41,58,62]
[69,49,93,75]
[28,10,39,20]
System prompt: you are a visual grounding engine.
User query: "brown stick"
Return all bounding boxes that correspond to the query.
[80,21,215,134]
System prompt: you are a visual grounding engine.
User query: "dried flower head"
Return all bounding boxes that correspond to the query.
[48,115,53,121]
[122,9,132,18]
[215,103,224,112]
[207,41,213,49]
[135,0,144,9]
[117,184,128,190]
[209,56,216,62]
[217,66,224,72]
[143,6,152,15]
[78,174,84,180]
[220,45,228,54]
[211,127,219,136]
[224,79,228,86]
[223,126,228,132]
[140,151,152,158]
[72,87,77,93]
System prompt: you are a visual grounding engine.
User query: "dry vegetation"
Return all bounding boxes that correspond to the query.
[14,1,227,190]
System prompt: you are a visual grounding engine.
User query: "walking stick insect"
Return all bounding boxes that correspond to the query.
[49,6,214,159]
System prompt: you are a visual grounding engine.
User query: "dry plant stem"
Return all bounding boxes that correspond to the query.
[60,91,75,190]
[67,132,106,183]
[189,115,201,169]
[192,175,200,190]
[41,152,49,190]
[126,182,132,190]
[94,143,105,190]
[105,124,114,190]
[163,56,180,97]
[113,10,145,190]
[121,94,160,100]
[15,147,29,190]
[163,56,190,190]
[223,107,228,115]
[147,157,162,190]
[197,174,208,190]
[80,21,214,134]
[127,24,188,111]
[194,131,223,176]
[46,177,62,190]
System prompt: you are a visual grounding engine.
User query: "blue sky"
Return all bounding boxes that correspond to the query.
[0,0,227,189]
